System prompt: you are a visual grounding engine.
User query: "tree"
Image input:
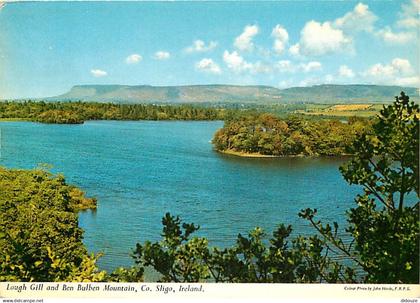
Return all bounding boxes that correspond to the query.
[300,92,419,283]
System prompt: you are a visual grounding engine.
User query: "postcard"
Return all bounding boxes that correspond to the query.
[0,0,419,302]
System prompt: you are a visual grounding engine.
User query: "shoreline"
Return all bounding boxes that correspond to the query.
[216,149,352,158]
[216,149,285,158]
[0,118,30,122]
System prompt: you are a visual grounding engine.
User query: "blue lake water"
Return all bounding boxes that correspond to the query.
[0,121,361,271]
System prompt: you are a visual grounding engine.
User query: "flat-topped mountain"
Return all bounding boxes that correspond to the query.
[49,84,419,104]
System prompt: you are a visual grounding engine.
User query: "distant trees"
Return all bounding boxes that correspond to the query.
[212,113,370,156]
[36,110,84,124]
[0,101,228,123]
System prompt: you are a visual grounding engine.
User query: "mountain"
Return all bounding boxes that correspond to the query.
[279,84,419,103]
[49,84,419,104]
[51,85,283,104]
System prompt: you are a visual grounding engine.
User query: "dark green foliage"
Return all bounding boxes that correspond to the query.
[213,113,370,156]
[36,110,84,124]
[131,213,355,283]
[133,213,211,282]
[0,167,105,281]
[107,267,144,282]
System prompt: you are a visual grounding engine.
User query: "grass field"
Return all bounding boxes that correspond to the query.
[295,104,384,118]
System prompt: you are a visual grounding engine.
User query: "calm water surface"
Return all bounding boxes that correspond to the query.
[0,121,360,271]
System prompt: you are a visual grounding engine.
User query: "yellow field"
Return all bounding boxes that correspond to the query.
[295,103,384,118]
[326,104,372,111]
[301,110,379,117]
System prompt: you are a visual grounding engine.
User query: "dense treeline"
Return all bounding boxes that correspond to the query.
[212,114,372,156]
[0,101,229,124]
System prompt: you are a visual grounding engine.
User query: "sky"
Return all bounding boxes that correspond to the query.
[0,0,419,99]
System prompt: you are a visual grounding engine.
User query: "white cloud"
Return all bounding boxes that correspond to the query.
[276,60,322,73]
[153,51,170,60]
[298,20,352,56]
[335,2,378,33]
[222,50,271,74]
[90,69,107,77]
[397,0,420,29]
[365,63,396,78]
[195,58,221,74]
[289,43,301,57]
[223,50,253,73]
[234,25,259,51]
[339,65,355,78]
[364,58,413,77]
[292,3,380,56]
[376,27,415,44]
[362,58,418,87]
[391,58,414,74]
[300,61,322,73]
[374,0,418,44]
[126,54,142,64]
[185,40,218,53]
[271,24,289,55]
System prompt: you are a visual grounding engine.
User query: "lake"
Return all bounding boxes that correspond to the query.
[0,121,360,271]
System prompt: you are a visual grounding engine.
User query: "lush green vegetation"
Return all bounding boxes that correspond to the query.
[0,167,142,282]
[212,114,372,156]
[0,101,230,124]
[0,100,383,125]
[0,167,101,281]
[1,93,418,283]
[295,103,383,118]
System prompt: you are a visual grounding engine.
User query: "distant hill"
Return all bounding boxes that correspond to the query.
[280,84,419,103]
[48,84,419,104]
[51,85,283,104]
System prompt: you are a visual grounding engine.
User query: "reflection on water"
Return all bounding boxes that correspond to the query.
[0,121,361,272]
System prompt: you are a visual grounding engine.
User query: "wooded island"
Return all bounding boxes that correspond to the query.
[212,114,372,156]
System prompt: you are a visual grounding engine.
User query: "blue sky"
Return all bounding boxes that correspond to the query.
[0,0,419,99]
